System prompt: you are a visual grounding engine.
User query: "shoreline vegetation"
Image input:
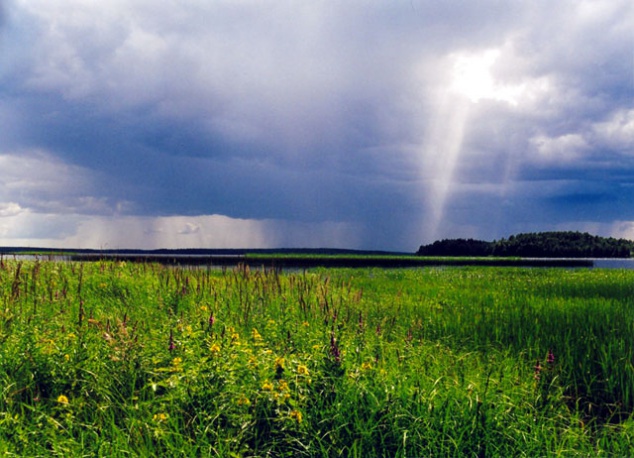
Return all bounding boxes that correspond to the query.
[3,231,632,268]
[417,231,634,258]
[0,260,632,455]
[1,232,631,266]
[1,252,594,268]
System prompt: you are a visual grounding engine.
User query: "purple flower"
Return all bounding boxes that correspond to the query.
[547,349,555,365]
[330,333,341,363]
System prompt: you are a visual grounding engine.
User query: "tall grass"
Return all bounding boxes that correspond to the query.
[0,260,633,456]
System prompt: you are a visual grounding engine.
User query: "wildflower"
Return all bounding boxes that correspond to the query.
[330,333,341,363]
[278,380,289,392]
[297,364,310,376]
[64,354,70,362]
[168,330,175,351]
[208,312,215,327]
[237,396,251,406]
[362,362,373,371]
[302,321,310,327]
[200,305,208,312]
[252,328,262,341]
[210,343,221,354]
[153,413,168,422]
[275,357,285,372]
[289,409,303,423]
[171,357,183,372]
[262,381,274,391]
[547,349,555,365]
[57,395,69,405]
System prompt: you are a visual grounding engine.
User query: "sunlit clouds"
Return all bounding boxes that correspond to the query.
[1,1,633,250]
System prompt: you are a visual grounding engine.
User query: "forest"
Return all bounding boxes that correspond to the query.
[417,231,633,257]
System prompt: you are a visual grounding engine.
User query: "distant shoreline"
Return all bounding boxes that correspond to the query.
[1,251,594,268]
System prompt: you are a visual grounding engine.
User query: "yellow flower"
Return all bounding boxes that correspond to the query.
[252,328,262,340]
[200,305,208,312]
[237,396,251,406]
[210,343,221,354]
[362,362,373,371]
[278,380,289,392]
[302,321,310,327]
[57,395,69,405]
[262,381,274,391]
[297,364,310,376]
[64,354,70,362]
[275,357,285,371]
[172,357,183,366]
[153,413,168,422]
[289,409,303,423]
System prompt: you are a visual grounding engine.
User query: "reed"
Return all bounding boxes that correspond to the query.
[0,260,632,456]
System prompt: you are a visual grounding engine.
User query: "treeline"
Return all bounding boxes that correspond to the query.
[417,231,634,258]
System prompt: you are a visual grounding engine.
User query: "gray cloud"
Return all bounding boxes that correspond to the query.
[1,0,633,250]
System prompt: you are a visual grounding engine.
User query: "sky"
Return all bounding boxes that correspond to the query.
[0,0,633,251]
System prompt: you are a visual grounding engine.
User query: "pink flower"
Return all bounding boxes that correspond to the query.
[547,349,555,365]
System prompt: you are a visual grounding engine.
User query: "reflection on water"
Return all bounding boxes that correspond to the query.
[592,259,634,269]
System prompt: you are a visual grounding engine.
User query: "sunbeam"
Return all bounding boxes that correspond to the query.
[423,92,471,241]
[421,48,525,242]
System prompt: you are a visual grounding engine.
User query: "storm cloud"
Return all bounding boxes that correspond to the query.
[1,0,632,250]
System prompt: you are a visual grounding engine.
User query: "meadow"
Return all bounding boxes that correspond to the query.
[0,259,633,456]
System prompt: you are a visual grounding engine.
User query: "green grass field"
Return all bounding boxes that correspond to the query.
[0,260,633,456]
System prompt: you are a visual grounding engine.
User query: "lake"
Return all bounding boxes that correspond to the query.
[4,253,634,269]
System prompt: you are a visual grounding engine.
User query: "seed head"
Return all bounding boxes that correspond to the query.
[534,360,542,380]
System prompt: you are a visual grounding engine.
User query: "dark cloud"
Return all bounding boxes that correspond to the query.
[1,0,633,250]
